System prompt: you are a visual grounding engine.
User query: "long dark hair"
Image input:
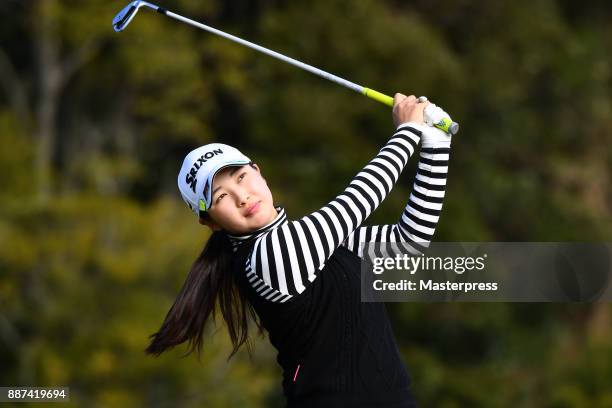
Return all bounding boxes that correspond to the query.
[145,208,263,361]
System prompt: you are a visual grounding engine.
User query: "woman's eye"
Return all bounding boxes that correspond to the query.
[216,193,226,203]
[238,172,246,181]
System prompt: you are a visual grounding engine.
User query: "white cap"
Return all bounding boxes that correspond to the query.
[177,143,251,216]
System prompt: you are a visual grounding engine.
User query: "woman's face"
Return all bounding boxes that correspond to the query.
[202,163,278,235]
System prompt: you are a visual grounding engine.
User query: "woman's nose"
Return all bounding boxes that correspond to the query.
[236,190,250,206]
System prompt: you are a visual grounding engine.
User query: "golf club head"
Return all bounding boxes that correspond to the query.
[113,1,145,32]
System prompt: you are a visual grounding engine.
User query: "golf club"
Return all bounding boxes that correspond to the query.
[113,1,459,135]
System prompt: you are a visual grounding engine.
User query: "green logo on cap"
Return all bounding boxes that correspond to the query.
[199,199,207,212]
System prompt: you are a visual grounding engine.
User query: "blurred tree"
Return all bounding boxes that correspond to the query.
[0,0,610,406]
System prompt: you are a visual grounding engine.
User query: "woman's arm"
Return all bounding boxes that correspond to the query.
[341,135,450,258]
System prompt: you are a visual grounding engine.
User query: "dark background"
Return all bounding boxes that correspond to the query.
[1,0,610,406]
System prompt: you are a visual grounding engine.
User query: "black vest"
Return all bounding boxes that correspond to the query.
[232,238,417,408]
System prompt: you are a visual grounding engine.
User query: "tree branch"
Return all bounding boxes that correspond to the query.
[62,38,103,83]
[0,48,30,129]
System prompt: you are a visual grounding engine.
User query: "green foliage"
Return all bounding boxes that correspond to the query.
[0,0,610,406]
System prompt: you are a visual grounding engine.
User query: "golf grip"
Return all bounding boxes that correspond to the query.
[363,88,459,135]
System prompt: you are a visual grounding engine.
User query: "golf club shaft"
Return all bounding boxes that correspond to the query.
[163,10,372,95]
[145,4,459,134]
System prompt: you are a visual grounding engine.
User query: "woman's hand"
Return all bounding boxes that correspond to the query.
[392,93,430,128]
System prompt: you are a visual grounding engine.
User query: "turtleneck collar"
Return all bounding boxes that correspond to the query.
[225,205,287,251]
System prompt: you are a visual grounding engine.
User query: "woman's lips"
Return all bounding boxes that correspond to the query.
[246,202,260,216]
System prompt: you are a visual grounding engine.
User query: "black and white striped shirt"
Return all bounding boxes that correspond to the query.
[227,123,450,303]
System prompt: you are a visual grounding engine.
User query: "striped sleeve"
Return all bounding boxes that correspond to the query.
[244,123,422,303]
[341,141,450,259]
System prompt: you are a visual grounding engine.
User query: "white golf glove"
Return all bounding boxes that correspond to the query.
[422,103,452,147]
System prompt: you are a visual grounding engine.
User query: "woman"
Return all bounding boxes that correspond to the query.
[146,93,453,407]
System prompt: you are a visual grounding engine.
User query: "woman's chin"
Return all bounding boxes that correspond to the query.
[248,203,275,224]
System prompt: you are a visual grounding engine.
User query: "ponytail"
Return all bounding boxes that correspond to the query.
[145,228,262,360]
